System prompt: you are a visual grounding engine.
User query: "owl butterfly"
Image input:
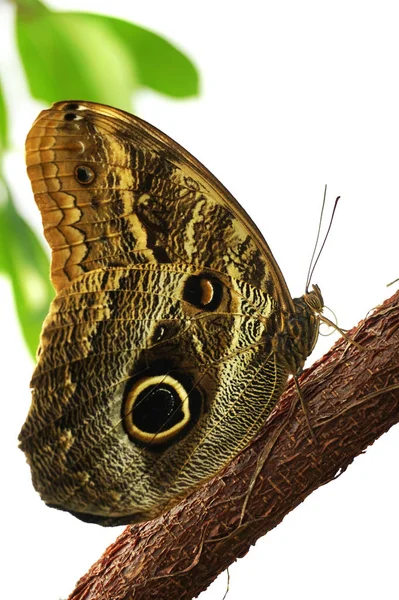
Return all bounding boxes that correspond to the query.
[19,101,323,526]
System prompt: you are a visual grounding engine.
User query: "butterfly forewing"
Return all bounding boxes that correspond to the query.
[25,101,293,309]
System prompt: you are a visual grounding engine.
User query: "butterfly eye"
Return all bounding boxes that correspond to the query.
[74,165,95,185]
[183,274,223,311]
[123,375,191,446]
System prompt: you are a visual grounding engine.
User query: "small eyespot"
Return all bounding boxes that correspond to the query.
[64,103,81,111]
[153,325,165,342]
[151,320,181,345]
[75,165,95,185]
[183,274,223,311]
[64,113,82,121]
[123,375,190,445]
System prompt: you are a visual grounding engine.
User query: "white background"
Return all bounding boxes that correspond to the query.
[1,1,398,599]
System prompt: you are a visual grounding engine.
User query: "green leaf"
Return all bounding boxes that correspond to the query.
[16,8,138,110]
[82,13,200,98]
[16,3,199,110]
[0,179,53,358]
[0,80,8,152]
[0,178,7,273]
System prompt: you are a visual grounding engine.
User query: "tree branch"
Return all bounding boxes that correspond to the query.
[68,290,399,600]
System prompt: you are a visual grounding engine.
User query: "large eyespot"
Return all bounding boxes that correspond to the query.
[123,375,192,445]
[75,165,95,185]
[183,274,223,311]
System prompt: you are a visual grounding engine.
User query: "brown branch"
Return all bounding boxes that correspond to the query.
[68,290,399,600]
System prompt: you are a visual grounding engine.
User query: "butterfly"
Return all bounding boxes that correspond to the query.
[19,101,323,526]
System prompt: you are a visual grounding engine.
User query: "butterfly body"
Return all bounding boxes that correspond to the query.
[19,102,322,525]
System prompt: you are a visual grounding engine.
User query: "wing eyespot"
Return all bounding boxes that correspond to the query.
[64,112,82,122]
[152,324,166,343]
[183,274,223,311]
[74,165,95,185]
[123,375,191,445]
[151,320,181,345]
[64,103,82,111]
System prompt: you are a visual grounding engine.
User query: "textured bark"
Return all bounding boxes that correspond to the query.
[68,290,399,600]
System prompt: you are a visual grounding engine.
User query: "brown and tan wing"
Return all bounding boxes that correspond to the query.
[20,102,323,525]
[25,101,294,312]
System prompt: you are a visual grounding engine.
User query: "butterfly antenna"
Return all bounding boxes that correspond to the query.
[305,186,340,291]
[305,184,327,291]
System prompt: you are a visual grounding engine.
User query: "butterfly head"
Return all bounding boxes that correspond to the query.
[303,284,324,314]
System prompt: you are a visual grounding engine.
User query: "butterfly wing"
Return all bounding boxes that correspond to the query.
[25,101,294,312]
[19,102,303,525]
